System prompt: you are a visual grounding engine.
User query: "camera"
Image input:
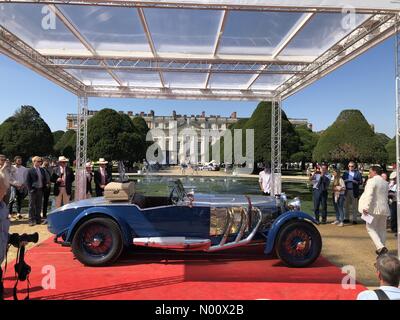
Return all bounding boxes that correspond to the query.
[8,232,39,247]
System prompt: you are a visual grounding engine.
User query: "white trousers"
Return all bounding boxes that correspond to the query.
[55,187,70,208]
[366,214,387,250]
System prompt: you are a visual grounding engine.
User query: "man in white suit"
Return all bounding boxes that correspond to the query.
[359,166,390,256]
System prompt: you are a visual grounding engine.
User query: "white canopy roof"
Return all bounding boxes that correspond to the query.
[0,1,399,100]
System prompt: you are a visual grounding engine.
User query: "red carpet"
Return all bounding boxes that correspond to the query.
[3,238,366,300]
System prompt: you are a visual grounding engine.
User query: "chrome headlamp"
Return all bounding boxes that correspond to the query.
[288,197,301,211]
[280,192,288,203]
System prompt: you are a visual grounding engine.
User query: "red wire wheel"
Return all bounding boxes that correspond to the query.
[72,217,124,267]
[275,220,322,268]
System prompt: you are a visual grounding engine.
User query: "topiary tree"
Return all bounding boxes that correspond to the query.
[0,105,53,162]
[375,133,391,146]
[242,101,300,165]
[291,125,320,168]
[87,109,143,163]
[52,130,65,146]
[218,101,299,169]
[312,109,388,164]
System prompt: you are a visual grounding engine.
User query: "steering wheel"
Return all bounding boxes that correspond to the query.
[169,186,179,205]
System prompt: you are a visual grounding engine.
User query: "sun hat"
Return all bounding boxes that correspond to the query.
[85,161,93,168]
[58,156,69,162]
[98,158,108,165]
[389,171,397,180]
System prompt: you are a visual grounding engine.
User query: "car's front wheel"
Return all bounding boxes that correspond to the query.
[72,217,124,267]
[275,220,322,268]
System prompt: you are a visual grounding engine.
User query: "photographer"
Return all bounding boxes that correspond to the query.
[309,164,331,224]
[0,171,10,299]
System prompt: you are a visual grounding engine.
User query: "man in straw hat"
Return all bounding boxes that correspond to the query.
[51,156,75,208]
[94,158,112,197]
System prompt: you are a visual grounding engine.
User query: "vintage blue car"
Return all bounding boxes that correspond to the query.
[47,181,322,268]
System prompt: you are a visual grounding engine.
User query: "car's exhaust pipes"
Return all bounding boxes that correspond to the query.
[133,237,211,251]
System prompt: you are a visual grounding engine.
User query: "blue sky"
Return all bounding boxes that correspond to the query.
[0,36,396,137]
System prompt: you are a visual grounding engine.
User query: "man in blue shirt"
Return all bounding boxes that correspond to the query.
[309,164,331,224]
[342,161,363,224]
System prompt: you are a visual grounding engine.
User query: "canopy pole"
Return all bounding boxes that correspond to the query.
[395,14,400,259]
[271,96,282,195]
[75,93,88,201]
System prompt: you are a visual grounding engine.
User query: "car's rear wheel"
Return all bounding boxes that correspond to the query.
[275,220,322,268]
[72,217,123,267]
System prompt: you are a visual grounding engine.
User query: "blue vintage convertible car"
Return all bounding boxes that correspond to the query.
[47,181,322,268]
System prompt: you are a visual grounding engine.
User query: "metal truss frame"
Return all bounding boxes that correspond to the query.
[1,1,400,255]
[0,25,85,94]
[3,1,399,14]
[276,13,399,98]
[46,59,307,74]
[395,13,400,259]
[270,96,282,196]
[1,2,398,100]
[74,94,88,201]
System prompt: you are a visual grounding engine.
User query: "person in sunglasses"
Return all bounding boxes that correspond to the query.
[26,156,47,226]
[342,161,363,224]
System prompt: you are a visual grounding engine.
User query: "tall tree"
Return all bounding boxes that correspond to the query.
[54,130,76,161]
[386,137,396,165]
[0,105,53,161]
[218,101,299,167]
[87,109,142,162]
[132,116,150,137]
[290,125,320,167]
[52,130,65,146]
[375,132,391,146]
[313,109,388,164]
[242,101,300,165]
[132,116,150,161]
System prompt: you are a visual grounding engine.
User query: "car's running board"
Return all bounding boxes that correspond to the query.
[133,237,211,251]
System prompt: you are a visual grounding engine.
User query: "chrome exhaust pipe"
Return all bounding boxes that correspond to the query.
[133,237,211,251]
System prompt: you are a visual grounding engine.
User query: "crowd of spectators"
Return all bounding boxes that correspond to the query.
[0,154,112,226]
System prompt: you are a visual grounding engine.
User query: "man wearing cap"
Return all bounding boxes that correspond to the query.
[51,156,75,208]
[26,156,47,226]
[85,162,94,199]
[389,171,397,235]
[94,158,112,197]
